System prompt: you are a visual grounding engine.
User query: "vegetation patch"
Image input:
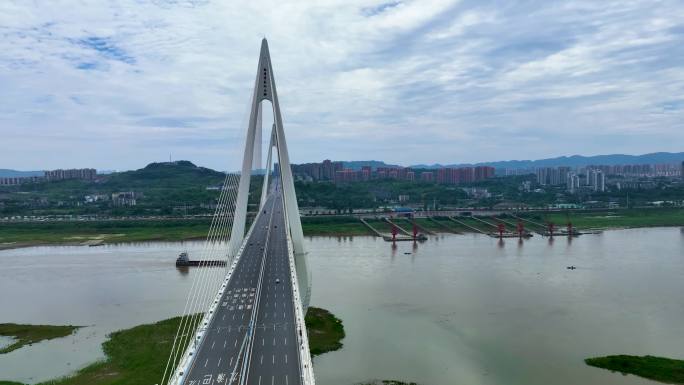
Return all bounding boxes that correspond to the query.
[526,208,684,229]
[1,308,345,385]
[0,323,80,354]
[585,355,684,384]
[301,216,372,236]
[305,307,345,356]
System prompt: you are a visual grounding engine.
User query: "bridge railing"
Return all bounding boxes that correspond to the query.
[284,223,315,385]
[167,218,259,385]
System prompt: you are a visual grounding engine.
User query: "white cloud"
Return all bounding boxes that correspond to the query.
[0,0,682,170]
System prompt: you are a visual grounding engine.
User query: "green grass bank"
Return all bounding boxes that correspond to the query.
[585,355,684,384]
[521,207,684,229]
[305,307,345,356]
[0,324,80,355]
[0,307,346,385]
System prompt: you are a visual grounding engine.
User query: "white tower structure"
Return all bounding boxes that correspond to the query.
[228,38,310,308]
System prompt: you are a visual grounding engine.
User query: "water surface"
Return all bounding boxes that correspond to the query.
[1,228,683,384]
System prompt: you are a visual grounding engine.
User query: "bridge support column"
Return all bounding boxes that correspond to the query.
[228,38,309,309]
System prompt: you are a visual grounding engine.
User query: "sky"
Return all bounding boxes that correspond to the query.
[1,0,683,171]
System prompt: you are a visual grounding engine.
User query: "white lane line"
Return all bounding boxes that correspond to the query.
[217,357,222,367]
[272,354,275,364]
[273,337,276,346]
[260,354,263,364]
[230,356,233,366]
[286,375,288,385]
[272,376,274,385]
[262,337,265,346]
[204,358,209,367]
[224,339,227,348]
[258,376,262,385]
[211,340,215,349]
[284,337,287,345]
[234,339,238,347]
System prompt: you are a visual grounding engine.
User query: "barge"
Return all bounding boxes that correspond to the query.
[175,252,227,267]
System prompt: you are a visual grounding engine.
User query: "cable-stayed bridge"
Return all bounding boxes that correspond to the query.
[159,39,314,385]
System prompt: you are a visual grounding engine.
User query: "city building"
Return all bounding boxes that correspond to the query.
[588,169,606,192]
[0,176,43,186]
[462,187,491,199]
[420,171,434,182]
[84,194,110,203]
[112,192,138,206]
[566,172,580,193]
[45,168,96,181]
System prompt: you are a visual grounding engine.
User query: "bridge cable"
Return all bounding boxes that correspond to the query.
[160,171,238,384]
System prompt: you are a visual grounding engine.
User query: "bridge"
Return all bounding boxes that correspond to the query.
[159,39,314,385]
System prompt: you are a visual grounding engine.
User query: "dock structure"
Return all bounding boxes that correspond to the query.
[494,216,534,238]
[384,217,413,236]
[509,213,602,237]
[359,217,384,237]
[359,217,427,242]
[427,217,461,233]
[401,218,436,235]
[448,216,489,234]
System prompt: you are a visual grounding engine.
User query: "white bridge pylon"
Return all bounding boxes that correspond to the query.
[228,38,310,309]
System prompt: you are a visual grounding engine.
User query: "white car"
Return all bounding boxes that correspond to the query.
[275,278,281,284]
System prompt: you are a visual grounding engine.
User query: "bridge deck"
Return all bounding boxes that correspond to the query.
[182,192,301,385]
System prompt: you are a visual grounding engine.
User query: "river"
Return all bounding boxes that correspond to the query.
[1,228,683,384]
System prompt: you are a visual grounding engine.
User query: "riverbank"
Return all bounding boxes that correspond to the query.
[524,207,684,230]
[0,324,80,355]
[1,208,682,250]
[0,307,346,385]
[585,355,684,383]
[0,216,372,250]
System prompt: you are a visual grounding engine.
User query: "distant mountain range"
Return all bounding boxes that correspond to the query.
[410,152,684,170]
[2,152,683,177]
[0,169,44,178]
[341,160,401,170]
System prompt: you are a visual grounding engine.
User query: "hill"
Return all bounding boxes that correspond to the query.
[0,169,44,178]
[103,160,226,189]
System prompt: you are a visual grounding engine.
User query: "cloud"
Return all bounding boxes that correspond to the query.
[0,0,682,171]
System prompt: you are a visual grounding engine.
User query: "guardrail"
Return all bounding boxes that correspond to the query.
[282,201,315,385]
[167,213,260,385]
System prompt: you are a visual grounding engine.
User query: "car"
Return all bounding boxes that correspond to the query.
[275,278,281,284]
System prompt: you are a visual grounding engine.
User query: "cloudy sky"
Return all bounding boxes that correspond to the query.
[1,0,683,171]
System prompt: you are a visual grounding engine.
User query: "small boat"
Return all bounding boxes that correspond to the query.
[175,252,226,267]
